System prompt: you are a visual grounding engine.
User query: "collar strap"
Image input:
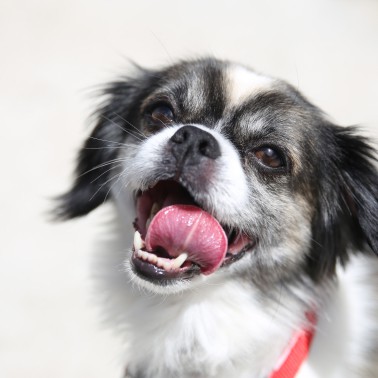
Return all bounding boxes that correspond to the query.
[269,312,317,378]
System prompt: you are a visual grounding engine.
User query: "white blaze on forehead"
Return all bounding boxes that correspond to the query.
[186,72,206,113]
[226,65,273,107]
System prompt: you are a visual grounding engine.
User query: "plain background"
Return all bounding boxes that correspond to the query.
[1,0,377,377]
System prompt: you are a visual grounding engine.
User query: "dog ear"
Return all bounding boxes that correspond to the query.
[337,128,378,254]
[309,126,378,280]
[56,69,154,219]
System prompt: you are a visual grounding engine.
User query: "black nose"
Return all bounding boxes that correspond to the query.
[169,126,221,165]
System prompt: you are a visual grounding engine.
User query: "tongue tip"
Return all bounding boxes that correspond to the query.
[145,204,228,274]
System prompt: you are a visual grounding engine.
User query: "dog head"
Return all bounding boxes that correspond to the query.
[58,58,378,293]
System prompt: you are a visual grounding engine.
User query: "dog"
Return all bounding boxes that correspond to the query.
[58,58,378,378]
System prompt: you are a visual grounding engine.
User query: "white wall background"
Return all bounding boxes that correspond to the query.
[1,0,377,377]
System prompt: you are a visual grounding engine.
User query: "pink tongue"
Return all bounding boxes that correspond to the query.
[145,205,228,275]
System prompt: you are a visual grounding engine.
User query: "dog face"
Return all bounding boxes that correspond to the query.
[59,58,378,293]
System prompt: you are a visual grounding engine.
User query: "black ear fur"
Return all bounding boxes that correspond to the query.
[309,125,378,280]
[56,68,156,219]
[336,128,378,253]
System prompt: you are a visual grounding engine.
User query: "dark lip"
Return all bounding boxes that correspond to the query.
[131,251,202,284]
[222,243,255,267]
[131,243,256,285]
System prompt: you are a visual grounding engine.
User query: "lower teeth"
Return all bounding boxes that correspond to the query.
[135,247,188,271]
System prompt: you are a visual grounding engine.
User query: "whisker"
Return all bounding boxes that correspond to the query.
[84,145,137,150]
[149,29,173,63]
[89,171,122,202]
[103,169,128,202]
[145,114,170,129]
[113,112,147,138]
[90,164,122,184]
[103,159,136,202]
[89,136,131,146]
[79,157,127,177]
[110,168,133,200]
[100,114,143,142]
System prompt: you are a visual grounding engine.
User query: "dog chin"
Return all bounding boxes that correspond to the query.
[124,256,203,294]
[125,250,256,295]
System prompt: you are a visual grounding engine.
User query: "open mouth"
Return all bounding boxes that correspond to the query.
[131,180,255,283]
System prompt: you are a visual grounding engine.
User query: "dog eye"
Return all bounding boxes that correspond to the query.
[150,105,174,126]
[253,146,285,169]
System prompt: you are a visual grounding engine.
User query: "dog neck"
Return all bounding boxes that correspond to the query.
[269,312,316,378]
[121,277,319,378]
[124,311,317,378]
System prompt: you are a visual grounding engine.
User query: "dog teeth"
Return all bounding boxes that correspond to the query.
[134,217,187,271]
[134,249,189,271]
[163,261,172,271]
[151,202,160,217]
[147,253,158,264]
[146,202,161,230]
[133,231,145,250]
[139,250,149,261]
[171,252,188,269]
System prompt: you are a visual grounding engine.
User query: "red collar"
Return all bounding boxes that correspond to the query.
[269,313,316,378]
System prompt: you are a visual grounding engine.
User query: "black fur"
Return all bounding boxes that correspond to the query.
[57,58,378,283]
[308,125,378,280]
[56,70,158,219]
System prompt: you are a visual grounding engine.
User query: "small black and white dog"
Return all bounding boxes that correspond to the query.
[58,58,378,378]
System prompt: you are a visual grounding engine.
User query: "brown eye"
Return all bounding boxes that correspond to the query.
[254,146,285,169]
[150,105,174,125]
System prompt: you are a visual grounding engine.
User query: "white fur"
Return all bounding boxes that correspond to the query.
[93,213,309,378]
[298,254,378,378]
[226,64,274,108]
[107,121,378,377]
[84,62,378,378]
[93,210,378,378]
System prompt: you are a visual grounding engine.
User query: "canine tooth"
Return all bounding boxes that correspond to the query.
[146,217,152,230]
[141,251,149,261]
[150,202,160,217]
[146,203,160,230]
[171,253,188,269]
[133,231,144,250]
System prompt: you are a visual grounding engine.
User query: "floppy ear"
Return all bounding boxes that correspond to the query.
[56,69,154,219]
[336,127,378,253]
[309,126,378,280]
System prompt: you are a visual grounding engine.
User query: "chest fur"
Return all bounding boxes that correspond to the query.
[125,280,297,378]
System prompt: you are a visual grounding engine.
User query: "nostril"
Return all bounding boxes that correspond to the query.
[199,141,210,156]
[169,125,221,162]
[181,130,189,142]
